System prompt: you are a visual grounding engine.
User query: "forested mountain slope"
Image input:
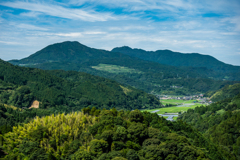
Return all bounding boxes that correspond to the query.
[0,59,160,111]
[0,109,230,160]
[8,41,237,95]
[112,46,240,80]
[178,92,240,159]
[204,83,240,102]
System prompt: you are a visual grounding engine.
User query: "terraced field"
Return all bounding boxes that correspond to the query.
[91,63,142,73]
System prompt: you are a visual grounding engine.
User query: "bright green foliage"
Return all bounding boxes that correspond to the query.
[2,112,95,159]
[1,108,229,160]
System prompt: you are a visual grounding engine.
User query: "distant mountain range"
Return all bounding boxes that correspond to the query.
[8,41,239,95]
[112,46,240,73]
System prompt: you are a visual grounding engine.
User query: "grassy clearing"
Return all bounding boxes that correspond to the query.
[216,109,225,115]
[120,85,132,95]
[91,63,142,74]
[2,103,21,111]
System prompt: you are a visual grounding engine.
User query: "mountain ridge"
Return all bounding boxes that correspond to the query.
[112,46,240,73]
[10,41,124,64]
[8,41,239,95]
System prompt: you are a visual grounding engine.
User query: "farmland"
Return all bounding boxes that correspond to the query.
[142,99,206,115]
[91,63,142,73]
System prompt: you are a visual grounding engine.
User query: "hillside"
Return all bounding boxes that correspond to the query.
[0,109,229,160]
[209,83,240,102]
[8,41,237,95]
[0,59,161,111]
[178,93,240,159]
[112,46,240,80]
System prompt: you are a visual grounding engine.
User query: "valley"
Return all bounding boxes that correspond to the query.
[142,98,206,121]
[1,0,240,158]
[0,41,240,160]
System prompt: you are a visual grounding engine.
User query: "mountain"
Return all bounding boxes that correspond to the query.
[112,46,240,79]
[0,59,161,111]
[8,41,238,95]
[10,41,124,64]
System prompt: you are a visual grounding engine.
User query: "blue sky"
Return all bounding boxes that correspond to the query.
[0,0,240,65]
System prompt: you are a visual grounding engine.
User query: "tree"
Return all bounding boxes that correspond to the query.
[90,139,108,157]
[129,110,144,123]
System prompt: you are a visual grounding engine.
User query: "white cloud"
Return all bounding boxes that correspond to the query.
[108,25,154,31]
[222,16,240,31]
[83,31,106,35]
[0,41,24,45]
[20,11,42,17]
[0,1,117,22]
[55,32,82,37]
[16,23,49,31]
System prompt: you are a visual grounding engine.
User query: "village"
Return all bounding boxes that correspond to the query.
[155,93,212,105]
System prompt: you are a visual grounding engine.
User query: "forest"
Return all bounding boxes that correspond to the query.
[178,91,240,159]
[0,59,161,111]
[0,108,231,160]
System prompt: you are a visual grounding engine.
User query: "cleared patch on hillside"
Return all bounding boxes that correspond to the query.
[2,103,21,111]
[120,85,132,95]
[29,100,39,109]
[91,63,142,74]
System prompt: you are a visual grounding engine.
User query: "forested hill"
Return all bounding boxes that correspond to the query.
[8,41,238,95]
[112,46,240,76]
[0,59,161,111]
[1,109,229,160]
[178,92,240,159]
[9,41,124,64]
[205,83,240,102]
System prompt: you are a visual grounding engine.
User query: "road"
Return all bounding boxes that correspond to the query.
[151,110,160,113]
[176,103,195,107]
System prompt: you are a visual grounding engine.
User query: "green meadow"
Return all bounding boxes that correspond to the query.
[160,99,197,105]
[142,103,205,115]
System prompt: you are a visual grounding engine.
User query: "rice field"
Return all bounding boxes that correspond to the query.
[91,63,142,74]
